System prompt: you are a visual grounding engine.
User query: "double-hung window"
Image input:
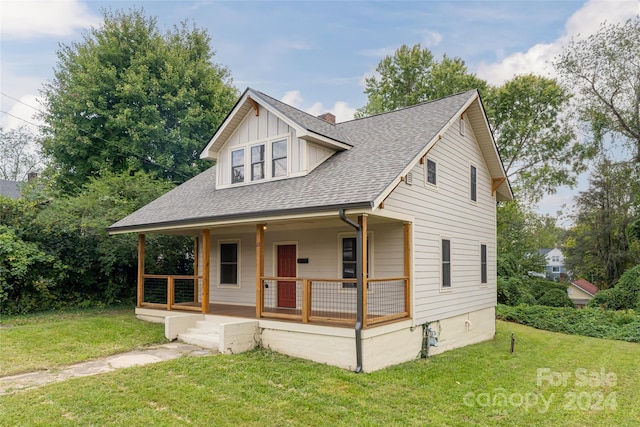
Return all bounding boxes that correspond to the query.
[251,145,265,181]
[272,139,287,177]
[220,242,239,286]
[341,236,371,289]
[231,149,245,184]
[442,238,451,288]
[481,244,487,284]
[426,159,437,186]
[470,165,477,202]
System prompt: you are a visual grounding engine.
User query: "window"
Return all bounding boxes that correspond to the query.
[272,139,287,177]
[442,239,451,288]
[552,266,560,273]
[481,244,487,284]
[551,255,560,262]
[341,236,370,288]
[342,237,357,281]
[231,149,244,184]
[220,242,238,285]
[426,159,437,185]
[470,165,477,202]
[251,145,265,181]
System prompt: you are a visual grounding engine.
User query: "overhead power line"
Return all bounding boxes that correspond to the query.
[0,92,43,113]
[0,109,42,128]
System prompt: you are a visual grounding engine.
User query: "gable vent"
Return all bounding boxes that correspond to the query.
[405,172,413,185]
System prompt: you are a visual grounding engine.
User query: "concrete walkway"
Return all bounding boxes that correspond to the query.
[0,342,214,395]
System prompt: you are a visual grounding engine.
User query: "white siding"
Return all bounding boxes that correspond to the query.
[215,109,332,186]
[203,223,405,306]
[307,142,336,172]
[383,120,498,323]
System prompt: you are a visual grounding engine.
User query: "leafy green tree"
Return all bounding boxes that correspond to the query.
[0,126,42,181]
[497,201,549,277]
[565,158,640,288]
[355,44,487,118]
[555,17,640,162]
[484,75,596,202]
[27,170,192,304]
[588,265,640,311]
[39,8,238,192]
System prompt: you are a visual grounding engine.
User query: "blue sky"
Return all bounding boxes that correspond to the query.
[1,0,638,222]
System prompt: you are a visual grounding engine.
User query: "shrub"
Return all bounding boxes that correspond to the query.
[496,304,640,343]
[588,265,640,310]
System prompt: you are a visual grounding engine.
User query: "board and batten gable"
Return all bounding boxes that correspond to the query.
[215,107,337,188]
[382,115,497,324]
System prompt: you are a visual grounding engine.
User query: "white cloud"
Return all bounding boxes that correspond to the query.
[476,0,639,85]
[280,90,304,108]
[0,0,100,39]
[280,91,356,123]
[358,47,396,58]
[420,30,443,47]
[1,94,44,132]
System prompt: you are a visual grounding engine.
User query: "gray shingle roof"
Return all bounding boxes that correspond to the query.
[109,90,477,232]
[0,179,21,199]
[252,90,350,145]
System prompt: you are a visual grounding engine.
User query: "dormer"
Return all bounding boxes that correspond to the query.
[200,88,352,189]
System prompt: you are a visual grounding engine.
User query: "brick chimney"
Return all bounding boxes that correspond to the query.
[317,112,336,125]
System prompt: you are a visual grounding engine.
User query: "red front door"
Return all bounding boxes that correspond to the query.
[277,244,297,308]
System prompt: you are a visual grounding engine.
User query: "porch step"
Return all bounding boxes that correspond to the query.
[178,332,219,350]
[178,320,220,350]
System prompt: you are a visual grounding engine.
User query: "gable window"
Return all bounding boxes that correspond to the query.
[442,238,451,288]
[231,149,245,184]
[251,145,265,181]
[426,158,437,186]
[551,255,560,262]
[272,139,287,177]
[481,244,487,284]
[470,165,477,202]
[220,241,239,286]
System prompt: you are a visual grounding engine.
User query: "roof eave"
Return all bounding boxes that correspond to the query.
[107,201,373,235]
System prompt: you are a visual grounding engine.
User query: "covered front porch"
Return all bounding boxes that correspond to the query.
[135,212,412,329]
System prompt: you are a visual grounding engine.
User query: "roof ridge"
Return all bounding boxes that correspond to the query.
[252,89,338,128]
[336,89,478,126]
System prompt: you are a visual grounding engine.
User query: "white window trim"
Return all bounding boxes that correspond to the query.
[217,239,241,288]
[249,142,266,182]
[337,231,374,290]
[440,236,452,292]
[424,156,438,189]
[480,242,488,287]
[469,162,478,204]
[218,132,291,189]
[459,116,466,136]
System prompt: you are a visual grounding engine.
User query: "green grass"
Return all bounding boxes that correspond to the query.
[1,320,638,426]
[0,308,166,376]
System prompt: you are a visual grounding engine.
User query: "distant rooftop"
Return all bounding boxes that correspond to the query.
[0,179,21,199]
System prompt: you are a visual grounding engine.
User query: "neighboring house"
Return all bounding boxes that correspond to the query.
[0,179,21,199]
[108,88,513,372]
[568,278,598,308]
[539,247,566,281]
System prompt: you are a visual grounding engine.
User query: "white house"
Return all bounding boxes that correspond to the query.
[108,88,513,372]
[539,247,566,281]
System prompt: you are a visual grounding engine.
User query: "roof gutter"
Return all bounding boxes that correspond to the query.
[339,209,363,373]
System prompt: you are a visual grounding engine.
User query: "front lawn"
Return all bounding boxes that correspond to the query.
[1,320,638,425]
[0,307,166,376]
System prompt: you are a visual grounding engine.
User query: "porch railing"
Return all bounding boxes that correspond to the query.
[140,274,202,311]
[259,276,409,327]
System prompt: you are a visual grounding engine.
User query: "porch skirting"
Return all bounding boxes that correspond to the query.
[136,305,496,372]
